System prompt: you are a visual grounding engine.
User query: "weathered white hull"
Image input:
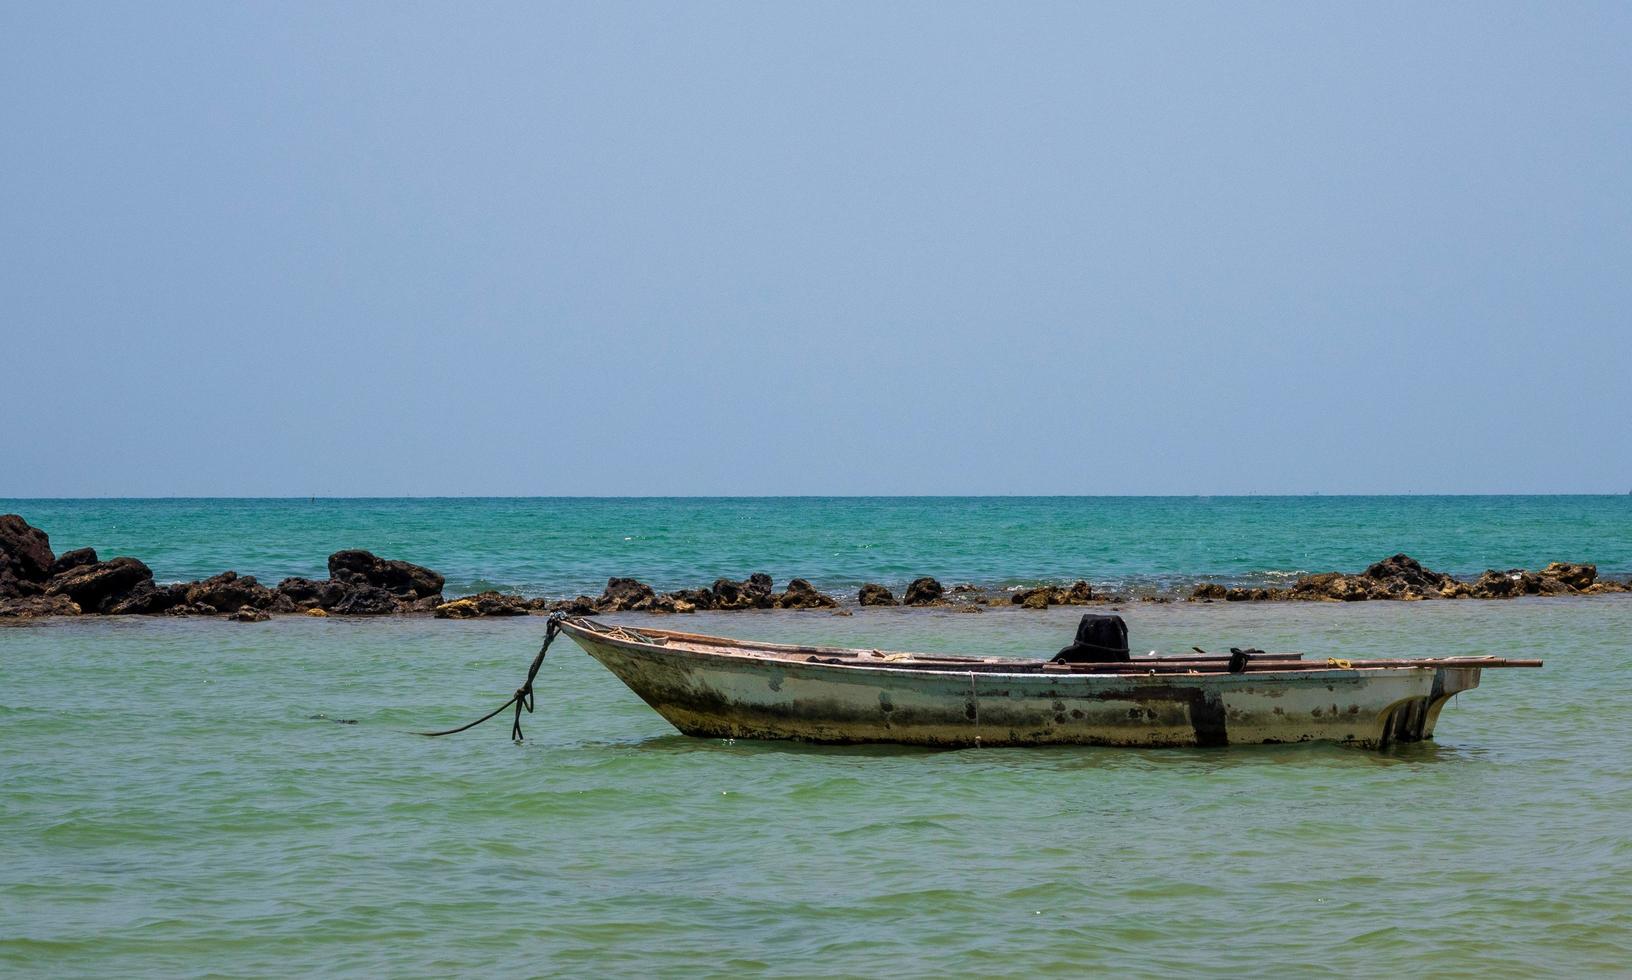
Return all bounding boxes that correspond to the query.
[561,622,1486,749]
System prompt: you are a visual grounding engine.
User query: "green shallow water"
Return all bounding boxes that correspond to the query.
[5,600,1632,977]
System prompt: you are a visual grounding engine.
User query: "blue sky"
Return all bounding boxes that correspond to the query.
[3,2,1628,495]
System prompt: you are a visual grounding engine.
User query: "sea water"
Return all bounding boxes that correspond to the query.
[4,498,1632,976]
[7,496,1632,597]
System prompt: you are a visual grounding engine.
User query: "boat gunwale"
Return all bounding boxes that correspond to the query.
[555,617,1541,679]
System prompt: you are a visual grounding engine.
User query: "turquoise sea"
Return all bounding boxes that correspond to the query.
[7,496,1632,597]
[5,497,1632,977]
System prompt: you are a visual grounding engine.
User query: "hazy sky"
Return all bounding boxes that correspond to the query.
[4,2,1628,496]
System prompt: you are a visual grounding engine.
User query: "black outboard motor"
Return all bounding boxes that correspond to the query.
[1052,613,1131,664]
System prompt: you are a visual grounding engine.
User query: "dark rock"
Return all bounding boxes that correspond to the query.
[436,592,531,618]
[48,548,99,577]
[1285,555,1461,602]
[902,577,944,606]
[228,607,271,623]
[1224,587,1279,602]
[1363,554,1453,591]
[777,578,837,609]
[1539,562,1596,591]
[0,514,55,595]
[710,573,776,610]
[1289,572,1371,602]
[549,595,599,615]
[165,602,218,616]
[1468,570,1526,598]
[183,571,277,613]
[328,585,401,615]
[1013,586,1054,608]
[0,594,81,618]
[1057,581,1095,605]
[106,582,190,615]
[276,577,350,611]
[597,577,656,612]
[327,550,444,598]
[668,588,716,611]
[858,583,897,606]
[46,557,153,612]
[644,593,700,614]
[1190,583,1228,601]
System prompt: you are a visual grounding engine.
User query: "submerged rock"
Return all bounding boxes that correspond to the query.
[435,591,532,618]
[1226,587,1281,602]
[228,607,271,623]
[1584,578,1631,595]
[1058,581,1095,605]
[1013,581,1097,608]
[0,594,82,618]
[1015,587,1052,610]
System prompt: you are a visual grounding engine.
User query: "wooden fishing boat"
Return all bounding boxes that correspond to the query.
[557,617,1541,749]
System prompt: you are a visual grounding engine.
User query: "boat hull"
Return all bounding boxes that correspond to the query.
[563,626,1481,749]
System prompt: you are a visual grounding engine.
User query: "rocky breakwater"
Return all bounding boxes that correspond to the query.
[449,572,846,619]
[274,550,446,615]
[1188,553,1631,603]
[0,514,445,620]
[1007,580,1132,610]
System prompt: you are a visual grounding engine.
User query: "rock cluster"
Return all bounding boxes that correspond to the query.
[434,591,543,619]
[1188,554,1630,603]
[0,514,446,620]
[1010,580,1110,609]
[527,572,840,619]
[6,513,1629,622]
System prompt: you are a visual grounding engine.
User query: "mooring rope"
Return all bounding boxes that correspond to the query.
[413,615,564,742]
